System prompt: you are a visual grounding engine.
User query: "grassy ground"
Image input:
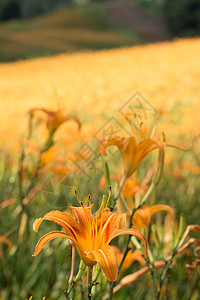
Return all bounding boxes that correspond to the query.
[0,3,141,62]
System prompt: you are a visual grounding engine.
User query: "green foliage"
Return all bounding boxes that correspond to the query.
[0,0,74,21]
[0,0,21,21]
[163,0,200,37]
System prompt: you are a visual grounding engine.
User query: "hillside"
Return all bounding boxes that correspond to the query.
[0,37,199,150]
[0,0,170,62]
[0,4,140,62]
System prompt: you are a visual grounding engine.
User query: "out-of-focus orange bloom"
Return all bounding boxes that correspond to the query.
[113,260,166,295]
[99,174,120,191]
[186,245,200,271]
[40,146,56,166]
[182,161,200,176]
[0,236,13,257]
[121,173,149,200]
[112,246,145,274]
[163,213,177,245]
[29,107,81,134]
[99,173,148,200]
[33,192,147,282]
[176,225,200,274]
[132,204,174,233]
[0,198,16,209]
[99,135,179,178]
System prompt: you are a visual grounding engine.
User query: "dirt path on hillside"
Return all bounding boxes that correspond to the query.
[106,0,169,42]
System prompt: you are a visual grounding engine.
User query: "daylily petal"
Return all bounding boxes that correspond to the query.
[149,204,174,217]
[90,246,118,282]
[132,205,174,232]
[112,246,145,273]
[132,208,151,230]
[131,138,160,172]
[70,205,93,230]
[99,136,126,156]
[0,235,13,252]
[33,210,80,240]
[106,228,148,258]
[32,230,75,257]
[121,137,137,177]
[98,212,126,246]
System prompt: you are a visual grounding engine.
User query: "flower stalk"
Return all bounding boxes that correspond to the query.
[87,266,93,299]
[67,260,86,295]
[110,176,126,212]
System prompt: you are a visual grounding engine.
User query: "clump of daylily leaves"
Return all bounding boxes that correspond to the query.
[8,107,198,299]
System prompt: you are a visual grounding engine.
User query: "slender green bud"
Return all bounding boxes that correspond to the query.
[104,162,111,188]
[169,227,175,249]
[92,264,101,285]
[151,225,160,250]
[174,214,184,248]
[153,149,165,186]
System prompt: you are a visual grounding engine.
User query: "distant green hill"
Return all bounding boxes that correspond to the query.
[0,4,140,62]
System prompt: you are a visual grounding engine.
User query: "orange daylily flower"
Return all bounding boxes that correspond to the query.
[33,194,147,282]
[132,204,174,233]
[99,135,181,178]
[29,107,81,134]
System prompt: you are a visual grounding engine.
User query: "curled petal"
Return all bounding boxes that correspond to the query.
[33,218,43,232]
[149,204,174,217]
[0,236,13,252]
[99,136,127,156]
[32,230,75,257]
[106,228,148,258]
[90,246,118,282]
[189,225,200,232]
[166,144,186,151]
[33,210,80,239]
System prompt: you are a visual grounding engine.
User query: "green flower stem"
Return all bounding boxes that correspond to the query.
[67,260,86,294]
[25,129,55,196]
[110,176,126,212]
[156,215,185,300]
[139,182,156,207]
[146,258,158,299]
[87,266,93,299]
[107,182,156,300]
[109,281,115,300]
[156,258,172,300]
[118,182,156,273]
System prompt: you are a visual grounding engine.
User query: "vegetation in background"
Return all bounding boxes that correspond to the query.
[163,0,200,37]
[136,0,200,37]
[0,3,141,62]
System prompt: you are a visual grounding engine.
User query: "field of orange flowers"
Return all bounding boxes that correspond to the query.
[0,37,200,300]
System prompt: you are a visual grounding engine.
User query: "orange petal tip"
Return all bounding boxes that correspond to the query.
[33,218,43,232]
